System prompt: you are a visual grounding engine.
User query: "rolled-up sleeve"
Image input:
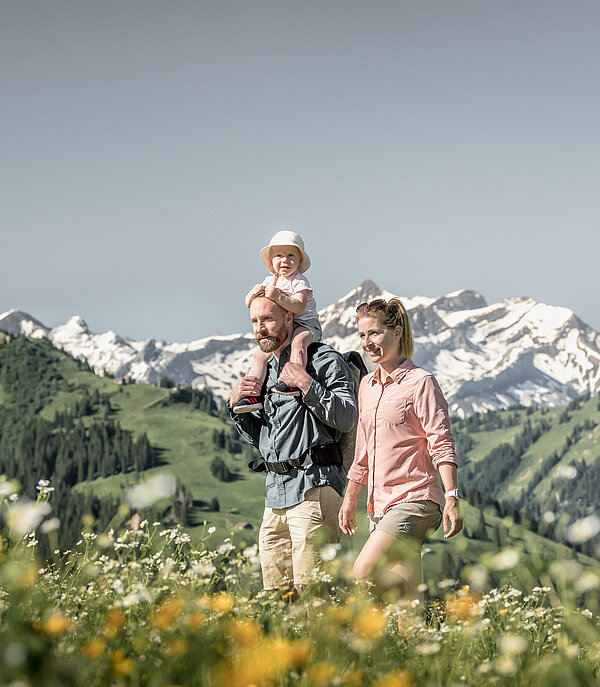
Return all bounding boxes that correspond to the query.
[347,409,369,484]
[413,375,457,469]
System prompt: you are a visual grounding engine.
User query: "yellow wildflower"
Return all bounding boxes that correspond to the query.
[327,605,352,625]
[353,606,388,638]
[197,594,212,608]
[19,565,37,588]
[371,669,412,687]
[215,655,271,687]
[82,639,105,659]
[306,661,337,686]
[111,649,135,676]
[42,613,71,635]
[152,598,185,629]
[211,591,235,614]
[226,618,262,646]
[446,592,482,621]
[185,610,206,629]
[168,638,188,656]
[214,637,313,687]
[104,609,125,638]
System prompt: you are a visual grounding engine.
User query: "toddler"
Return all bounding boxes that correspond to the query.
[233,230,322,414]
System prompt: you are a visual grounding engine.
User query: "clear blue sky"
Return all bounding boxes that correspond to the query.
[2,1,599,341]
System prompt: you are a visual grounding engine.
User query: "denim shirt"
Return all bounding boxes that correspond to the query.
[231,343,358,509]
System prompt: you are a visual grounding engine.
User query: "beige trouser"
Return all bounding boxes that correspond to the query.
[259,486,342,589]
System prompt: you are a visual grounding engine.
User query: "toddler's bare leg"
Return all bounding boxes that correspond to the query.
[290,327,314,367]
[246,348,271,389]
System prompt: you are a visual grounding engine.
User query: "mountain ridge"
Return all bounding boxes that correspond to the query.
[2,281,599,416]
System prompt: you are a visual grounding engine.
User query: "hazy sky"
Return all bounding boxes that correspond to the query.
[2,1,599,342]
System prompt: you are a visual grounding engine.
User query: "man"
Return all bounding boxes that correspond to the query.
[228,294,357,593]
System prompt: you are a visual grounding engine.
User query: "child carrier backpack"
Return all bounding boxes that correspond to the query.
[307,343,368,473]
[338,349,368,472]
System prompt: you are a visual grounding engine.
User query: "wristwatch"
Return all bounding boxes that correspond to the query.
[445,488,464,500]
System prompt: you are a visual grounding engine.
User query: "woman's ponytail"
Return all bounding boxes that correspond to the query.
[388,298,414,358]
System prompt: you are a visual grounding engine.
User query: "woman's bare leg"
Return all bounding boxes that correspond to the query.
[353,530,423,604]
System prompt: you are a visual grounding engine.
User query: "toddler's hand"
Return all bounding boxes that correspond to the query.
[251,284,265,297]
[264,286,280,302]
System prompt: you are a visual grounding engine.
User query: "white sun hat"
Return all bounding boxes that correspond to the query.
[260,230,311,273]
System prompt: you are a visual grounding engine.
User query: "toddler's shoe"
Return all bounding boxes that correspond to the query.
[270,382,301,396]
[233,396,263,414]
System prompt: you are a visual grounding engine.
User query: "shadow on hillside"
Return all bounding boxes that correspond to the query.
[152,446,170,467]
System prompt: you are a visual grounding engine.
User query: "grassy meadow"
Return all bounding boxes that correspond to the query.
[1,336,600,684]
[1,480,599,686]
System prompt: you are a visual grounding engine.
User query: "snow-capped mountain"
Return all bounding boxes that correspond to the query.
[2,281,599,416]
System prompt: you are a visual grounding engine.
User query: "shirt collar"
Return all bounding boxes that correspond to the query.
[369,358,414,386]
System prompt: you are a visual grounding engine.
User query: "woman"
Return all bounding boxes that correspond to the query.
[338,298,463,601]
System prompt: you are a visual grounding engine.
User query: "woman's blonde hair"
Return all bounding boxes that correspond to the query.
[355,297,414,358]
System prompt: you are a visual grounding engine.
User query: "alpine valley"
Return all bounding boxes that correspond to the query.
[2,280,599,416]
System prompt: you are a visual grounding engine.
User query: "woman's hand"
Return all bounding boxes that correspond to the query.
[442,497,463,539]
[338,496,358,536]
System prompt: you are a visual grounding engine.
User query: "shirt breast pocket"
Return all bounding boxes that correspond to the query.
[393,399,410,425]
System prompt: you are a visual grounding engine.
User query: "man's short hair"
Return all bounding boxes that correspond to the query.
[249,293,288,316]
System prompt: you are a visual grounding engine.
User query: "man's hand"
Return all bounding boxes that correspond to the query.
[229,374,263,408]
[338,496,358,536]
[278,362,313,394]
[246,284,265,308]
[443,498,463,539]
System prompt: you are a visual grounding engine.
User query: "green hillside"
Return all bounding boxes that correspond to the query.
[0,335,266,546]
[455,397,600,555]
[1,334,599,597]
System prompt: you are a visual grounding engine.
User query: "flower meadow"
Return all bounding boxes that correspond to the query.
[1,480,599,687]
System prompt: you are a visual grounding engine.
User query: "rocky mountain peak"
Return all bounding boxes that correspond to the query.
[0,310,49,338]
[434,290,488,312]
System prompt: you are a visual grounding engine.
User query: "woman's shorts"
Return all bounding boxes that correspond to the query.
[293,317,322,342]
[369,500,443,546]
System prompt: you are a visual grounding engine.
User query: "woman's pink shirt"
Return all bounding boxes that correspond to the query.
[346,358,457,517]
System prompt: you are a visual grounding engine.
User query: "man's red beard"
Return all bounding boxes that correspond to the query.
[256,333,284,353]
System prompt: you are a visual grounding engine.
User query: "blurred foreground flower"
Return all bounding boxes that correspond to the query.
[6,499,52,536]
[446,591,483,621]
[0,479,19,500]
[320,543,340,561]
[565,515,600,544]
[215,637,312,687]
[490,548,519,571]
[38,613,71,635]
[125,473,176,509]
[226,618,262,646]
[353,606,388,638]
[499,633,528,655]
[111,649,135,676]
[152,598,185,628]
[371,669,412,687]
[82,639,106,659]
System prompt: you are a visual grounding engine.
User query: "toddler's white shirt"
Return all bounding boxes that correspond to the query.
[261,272,319,326]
